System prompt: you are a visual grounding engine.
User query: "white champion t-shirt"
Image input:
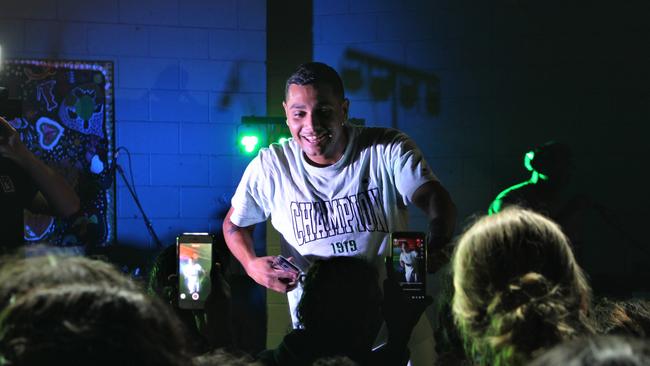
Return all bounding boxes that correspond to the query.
[230,124,438,321]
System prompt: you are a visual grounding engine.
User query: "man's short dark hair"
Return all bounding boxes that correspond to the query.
[285,62,345,101]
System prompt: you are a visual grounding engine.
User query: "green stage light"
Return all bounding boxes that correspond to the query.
[240,135,260,153]
[237,122,267,155]
[237,116,285,155]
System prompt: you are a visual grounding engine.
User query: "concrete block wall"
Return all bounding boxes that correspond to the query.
[312,0,650,293]
[0,0,267,248]
[312,1,510,229]
[313,1,484,232]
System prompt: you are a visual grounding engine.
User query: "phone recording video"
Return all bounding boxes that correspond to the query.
[389,232,426,300]
[177,233,213,309]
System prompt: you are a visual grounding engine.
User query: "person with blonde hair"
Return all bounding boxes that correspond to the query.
[452,207,594,366]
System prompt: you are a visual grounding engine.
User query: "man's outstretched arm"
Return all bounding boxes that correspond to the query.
[223,207,297,293]
[412,180,457,273]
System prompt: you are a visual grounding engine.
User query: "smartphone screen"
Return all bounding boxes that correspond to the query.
[177,233,213,309]
[390,232,426,300]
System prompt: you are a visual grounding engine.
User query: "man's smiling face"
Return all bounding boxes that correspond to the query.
[283,83,349,167]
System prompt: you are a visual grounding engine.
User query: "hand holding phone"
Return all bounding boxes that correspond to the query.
[271,255,302,275]
[271,255,304,284]
[243,256,299,293]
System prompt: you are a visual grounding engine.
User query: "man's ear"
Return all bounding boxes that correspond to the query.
[342,98,350,120]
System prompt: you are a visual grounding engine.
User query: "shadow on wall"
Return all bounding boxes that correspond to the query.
[217,61,240,110]
[340,49,440,128]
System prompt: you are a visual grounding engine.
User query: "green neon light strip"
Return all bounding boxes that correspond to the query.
[524,151,535,172]
[488,180,533,215]
[489,150,549,215]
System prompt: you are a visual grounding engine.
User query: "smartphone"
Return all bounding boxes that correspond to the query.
[271,255,302,275]
[177,233,213,309]
[389,232,427,300]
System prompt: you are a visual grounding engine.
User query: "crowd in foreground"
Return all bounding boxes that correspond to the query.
[0,207,648,366]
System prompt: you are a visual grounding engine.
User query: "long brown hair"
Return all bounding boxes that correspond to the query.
[452,207,593,366]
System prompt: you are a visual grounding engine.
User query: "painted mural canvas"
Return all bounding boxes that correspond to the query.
[0,59,115,248]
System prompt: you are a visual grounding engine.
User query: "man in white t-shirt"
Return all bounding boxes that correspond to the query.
[223,62,456,365]
[181,256,204,294]
[400,244,420,283]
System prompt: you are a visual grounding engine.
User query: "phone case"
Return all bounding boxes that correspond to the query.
[272,255,302,274]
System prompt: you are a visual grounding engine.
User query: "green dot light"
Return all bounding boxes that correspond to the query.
[240,135,259,153]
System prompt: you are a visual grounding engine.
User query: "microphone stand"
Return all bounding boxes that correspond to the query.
[115,163,163,248]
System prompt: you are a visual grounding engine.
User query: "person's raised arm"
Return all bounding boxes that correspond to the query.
[412,180,456,273]
[0,117,80,217]
[222,207,297,293]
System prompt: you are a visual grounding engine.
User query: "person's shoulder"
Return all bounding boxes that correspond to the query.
[248,140,302,175]
[354,125,407,147]
[258,140,300,163]
[357,125,402,138]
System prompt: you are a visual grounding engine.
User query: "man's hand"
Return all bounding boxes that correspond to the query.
[223,208,299,293]
[244,256,298,293]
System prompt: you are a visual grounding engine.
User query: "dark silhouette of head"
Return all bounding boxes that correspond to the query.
[0,253,190,365]
[297,256,383,353]
[452,207,593,365]
[0,284,189,366]
[192,348,259,366]
[312,355,360,366]
[0,253,139,309]
[527,141,573,186]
